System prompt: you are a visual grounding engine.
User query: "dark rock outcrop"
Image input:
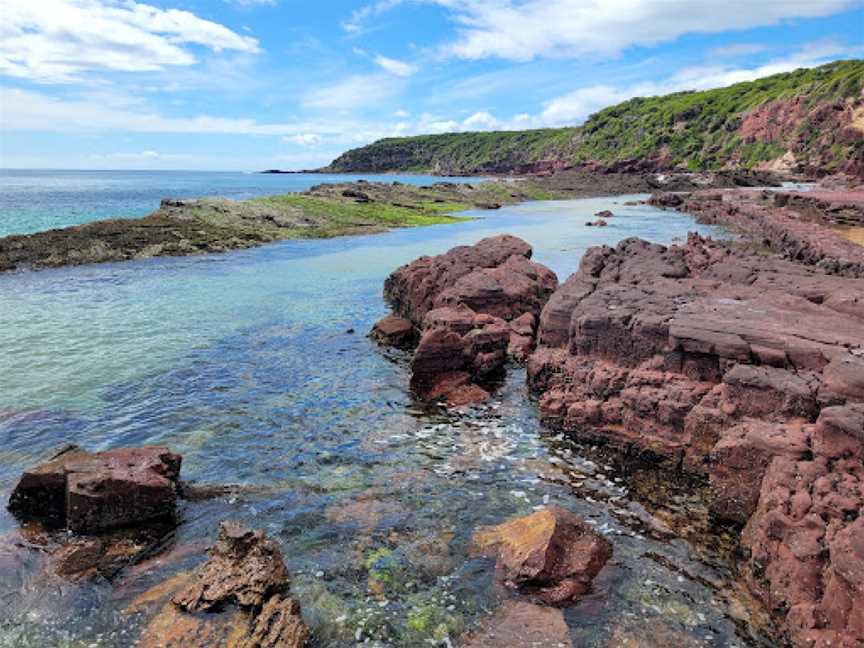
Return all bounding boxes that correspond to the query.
[373,235,557,405]
[471,506,612,605]
[9,445,181,533]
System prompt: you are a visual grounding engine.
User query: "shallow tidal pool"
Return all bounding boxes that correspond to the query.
[0,196,773,647]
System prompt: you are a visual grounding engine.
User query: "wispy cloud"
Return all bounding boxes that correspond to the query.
[374,54,418,76]
[302,74,405,109]
[0,0,260,83]
[341,0,406,33]
[433,0,859,61]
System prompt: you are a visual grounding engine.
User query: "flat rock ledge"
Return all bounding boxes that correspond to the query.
[527,233,864,647]
[650,187,864,278]
[371,234,558,405]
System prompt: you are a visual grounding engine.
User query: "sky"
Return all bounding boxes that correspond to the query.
[0,0,862,171]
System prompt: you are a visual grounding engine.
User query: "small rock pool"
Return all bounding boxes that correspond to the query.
[0,196,774,647]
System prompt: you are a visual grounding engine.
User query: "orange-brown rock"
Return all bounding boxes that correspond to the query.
[369,314,416,349]
[138,522,309,648]
[472,507,612,605]
[173,521,288,612]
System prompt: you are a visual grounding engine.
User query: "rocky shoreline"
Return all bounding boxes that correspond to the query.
[5,171,862,647]
[369,177,863,647]
[0,169,777,273]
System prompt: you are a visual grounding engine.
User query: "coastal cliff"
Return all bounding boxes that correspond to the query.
[323,60,864,177]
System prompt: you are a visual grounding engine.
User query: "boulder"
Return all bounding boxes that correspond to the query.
[173,521,289,612]
[8,445,181,533]
[472,506,612,604]
[369,314,416,349]
[138,522,309,648]
[383,234,556,326]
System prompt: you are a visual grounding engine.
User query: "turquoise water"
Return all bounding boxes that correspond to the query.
[0,198,770,647]
[0,169,486,237]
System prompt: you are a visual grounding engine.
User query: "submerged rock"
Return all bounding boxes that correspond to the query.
[471,506,612,605]
[8,445,181,533]
[460,600,573,648]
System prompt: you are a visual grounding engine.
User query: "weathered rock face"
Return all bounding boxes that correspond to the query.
[373,235,556,405]
[527,233,864,645]
[173,521,289,612]
[530,234,864,468]
[139,522,309,648]
[471,506,612,605]
[651,188,864,278]
[8,445,182,533]
[742,457,863,648]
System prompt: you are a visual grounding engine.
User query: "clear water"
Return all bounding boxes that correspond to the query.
[0,169,487,237]
[0,197,769,647]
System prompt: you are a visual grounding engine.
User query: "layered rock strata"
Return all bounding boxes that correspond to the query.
[527,233,864,647]
[372,235,557,405]
[650,187,864,277]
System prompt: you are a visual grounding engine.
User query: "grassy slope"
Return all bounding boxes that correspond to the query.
[325,60,864,175]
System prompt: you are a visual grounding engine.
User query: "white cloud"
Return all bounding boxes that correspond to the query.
[374,55,418,77]
[707,43,768,59]
[140,149,161,159]
[0,0,260,83]
[430,0,858,61]
[283,133,322,146]
[342,0,406,33]
[394,109,410,118]
[302,74,404,110]
[462,111,499,129]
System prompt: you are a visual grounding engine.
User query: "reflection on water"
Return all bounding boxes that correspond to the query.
[0,196,772,646]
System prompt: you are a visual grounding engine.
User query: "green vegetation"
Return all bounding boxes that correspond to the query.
[325,60,864,174]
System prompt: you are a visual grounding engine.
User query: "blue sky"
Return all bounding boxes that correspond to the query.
[1,0,862,171]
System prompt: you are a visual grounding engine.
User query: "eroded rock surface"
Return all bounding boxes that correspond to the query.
[373,235,557,405]
[651,187,864,277]
[471,506,612,605]
[460,600,574,648]
[139,522,309,648]
[527,233,864,645]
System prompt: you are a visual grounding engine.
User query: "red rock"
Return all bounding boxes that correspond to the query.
[471,506,612,605]
[709,420,810,524]
[173,521,289,612]
[383,234,557,325]
[369,314,415,348]
[812,404,864,459]
[137,523,308,648]
[742,457,863,648]
[8,445,181,533]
